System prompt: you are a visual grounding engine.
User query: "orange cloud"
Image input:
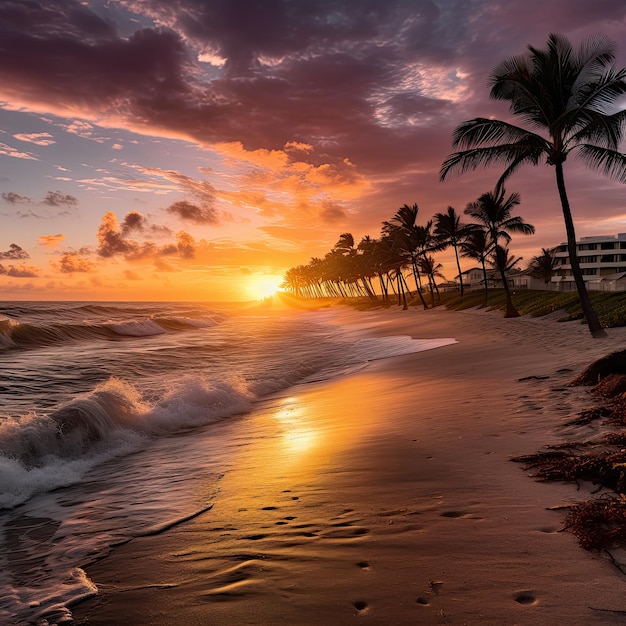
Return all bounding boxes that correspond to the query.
[215,141,370,215]
[38,233,65,247]
[58,252,96,274]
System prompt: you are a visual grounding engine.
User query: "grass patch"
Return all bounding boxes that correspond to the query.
[433,289,626,328]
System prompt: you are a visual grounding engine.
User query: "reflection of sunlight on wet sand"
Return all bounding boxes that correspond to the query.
[273,397,319,456]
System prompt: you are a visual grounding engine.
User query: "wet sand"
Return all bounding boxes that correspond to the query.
[74,304,626,625]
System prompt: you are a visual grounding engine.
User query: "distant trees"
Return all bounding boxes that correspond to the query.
[434,206,474,296]
[464,187,535,317]
[440,33,626,337]
[529,248,558,286]
[281,189,536,317]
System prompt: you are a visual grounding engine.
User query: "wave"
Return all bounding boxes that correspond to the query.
[0,376,253,509]
[0,314,223,350]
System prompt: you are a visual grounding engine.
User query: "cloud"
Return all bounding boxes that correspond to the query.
[97,211,135,257]
[2,0,626,268]
[166,200,219,224]
[38,233,65,247]
[121,210,147,233]
[42,191,78,208]
[153,258,176,272]
[0,264,38,278]
[319,201,347,224]
[2,192,31,204]
[0,243,29,260]
[0,142,38,160]
[124,269,141,280]
[96,210,199,261]
[13,132,55,146]
[58,252,96,274]
[176,231,196,259]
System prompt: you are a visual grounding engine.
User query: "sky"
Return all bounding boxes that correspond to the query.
[1,0,626,301]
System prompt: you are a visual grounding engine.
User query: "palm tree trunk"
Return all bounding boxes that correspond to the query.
[499,266,519,318]
[411,258,429,309]
[453,243,464,296]
[555,163,606,338]
[480,259,489,306]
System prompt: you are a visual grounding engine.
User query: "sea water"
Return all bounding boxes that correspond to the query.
[0,300,455,624]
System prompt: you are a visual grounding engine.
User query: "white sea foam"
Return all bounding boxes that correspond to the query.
[0,301,462,625]
[0,375,254,509]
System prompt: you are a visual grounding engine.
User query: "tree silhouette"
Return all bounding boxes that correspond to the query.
[529,247,558,286]
[465,187,534,317]
[460,229,492,305]
[441,33,626,337]
[434,206,473,296]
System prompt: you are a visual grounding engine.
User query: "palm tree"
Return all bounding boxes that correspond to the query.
[490,244,523,314]
[460,228,492,305]
[440,33,626,337]
[529,247,558,286]
[418,255,445,307]
[434,206,473,296]
[382,203,429,309]
[465,187,535,317]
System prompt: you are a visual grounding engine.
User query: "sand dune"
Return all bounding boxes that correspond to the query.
[74,305,626,625]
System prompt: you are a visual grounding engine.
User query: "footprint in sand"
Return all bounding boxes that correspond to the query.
[416,597,430,606]
[440,510,484,520]
[356,561,370,569]
[514,591,537,605]
[261,506,278,510]
[353,601,368,613]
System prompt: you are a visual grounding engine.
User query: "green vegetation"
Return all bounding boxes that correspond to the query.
[344,289,626,329]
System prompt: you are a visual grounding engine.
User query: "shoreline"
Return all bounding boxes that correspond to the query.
[73,304,626,625]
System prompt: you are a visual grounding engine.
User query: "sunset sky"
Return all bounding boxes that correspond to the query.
[1,0,626,301]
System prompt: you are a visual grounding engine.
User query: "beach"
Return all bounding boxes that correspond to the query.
[67,302,626,625]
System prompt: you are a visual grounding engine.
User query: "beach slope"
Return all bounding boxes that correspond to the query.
[74,305,626,625]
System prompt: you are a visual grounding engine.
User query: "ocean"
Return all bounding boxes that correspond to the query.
[0,300,455,625]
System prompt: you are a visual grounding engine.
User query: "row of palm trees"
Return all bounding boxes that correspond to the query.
[439,33,626,338]
[282,187,535,317]
[285,33,626,338]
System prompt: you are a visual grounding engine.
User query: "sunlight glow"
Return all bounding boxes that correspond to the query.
[246,274,284,300]
[273,400,319,456]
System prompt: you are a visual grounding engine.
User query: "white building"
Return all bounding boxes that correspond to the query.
[553,233,626,292]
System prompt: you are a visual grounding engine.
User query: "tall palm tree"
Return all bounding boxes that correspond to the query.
[434,206,473,296]
[440,33,626,337]
[529,247,558,286]
[465,187,535,317]
[460,228,492,305]
[418,255,445,307]
[382,203,429,309]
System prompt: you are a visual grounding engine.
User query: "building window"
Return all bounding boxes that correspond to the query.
[581,268,598,275]
[579,243,598,250]
[601,255,616,262]
[580,255,597,263]
[601,242,616,249]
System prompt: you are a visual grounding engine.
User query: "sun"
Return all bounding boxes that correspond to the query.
[246,274,284,300]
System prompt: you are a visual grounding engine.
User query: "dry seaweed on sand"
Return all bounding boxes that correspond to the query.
[563,406,611,427]
[512,447,626,491]
[565,496,626,551]
[513,351,626,553]
[570,351,626,387]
